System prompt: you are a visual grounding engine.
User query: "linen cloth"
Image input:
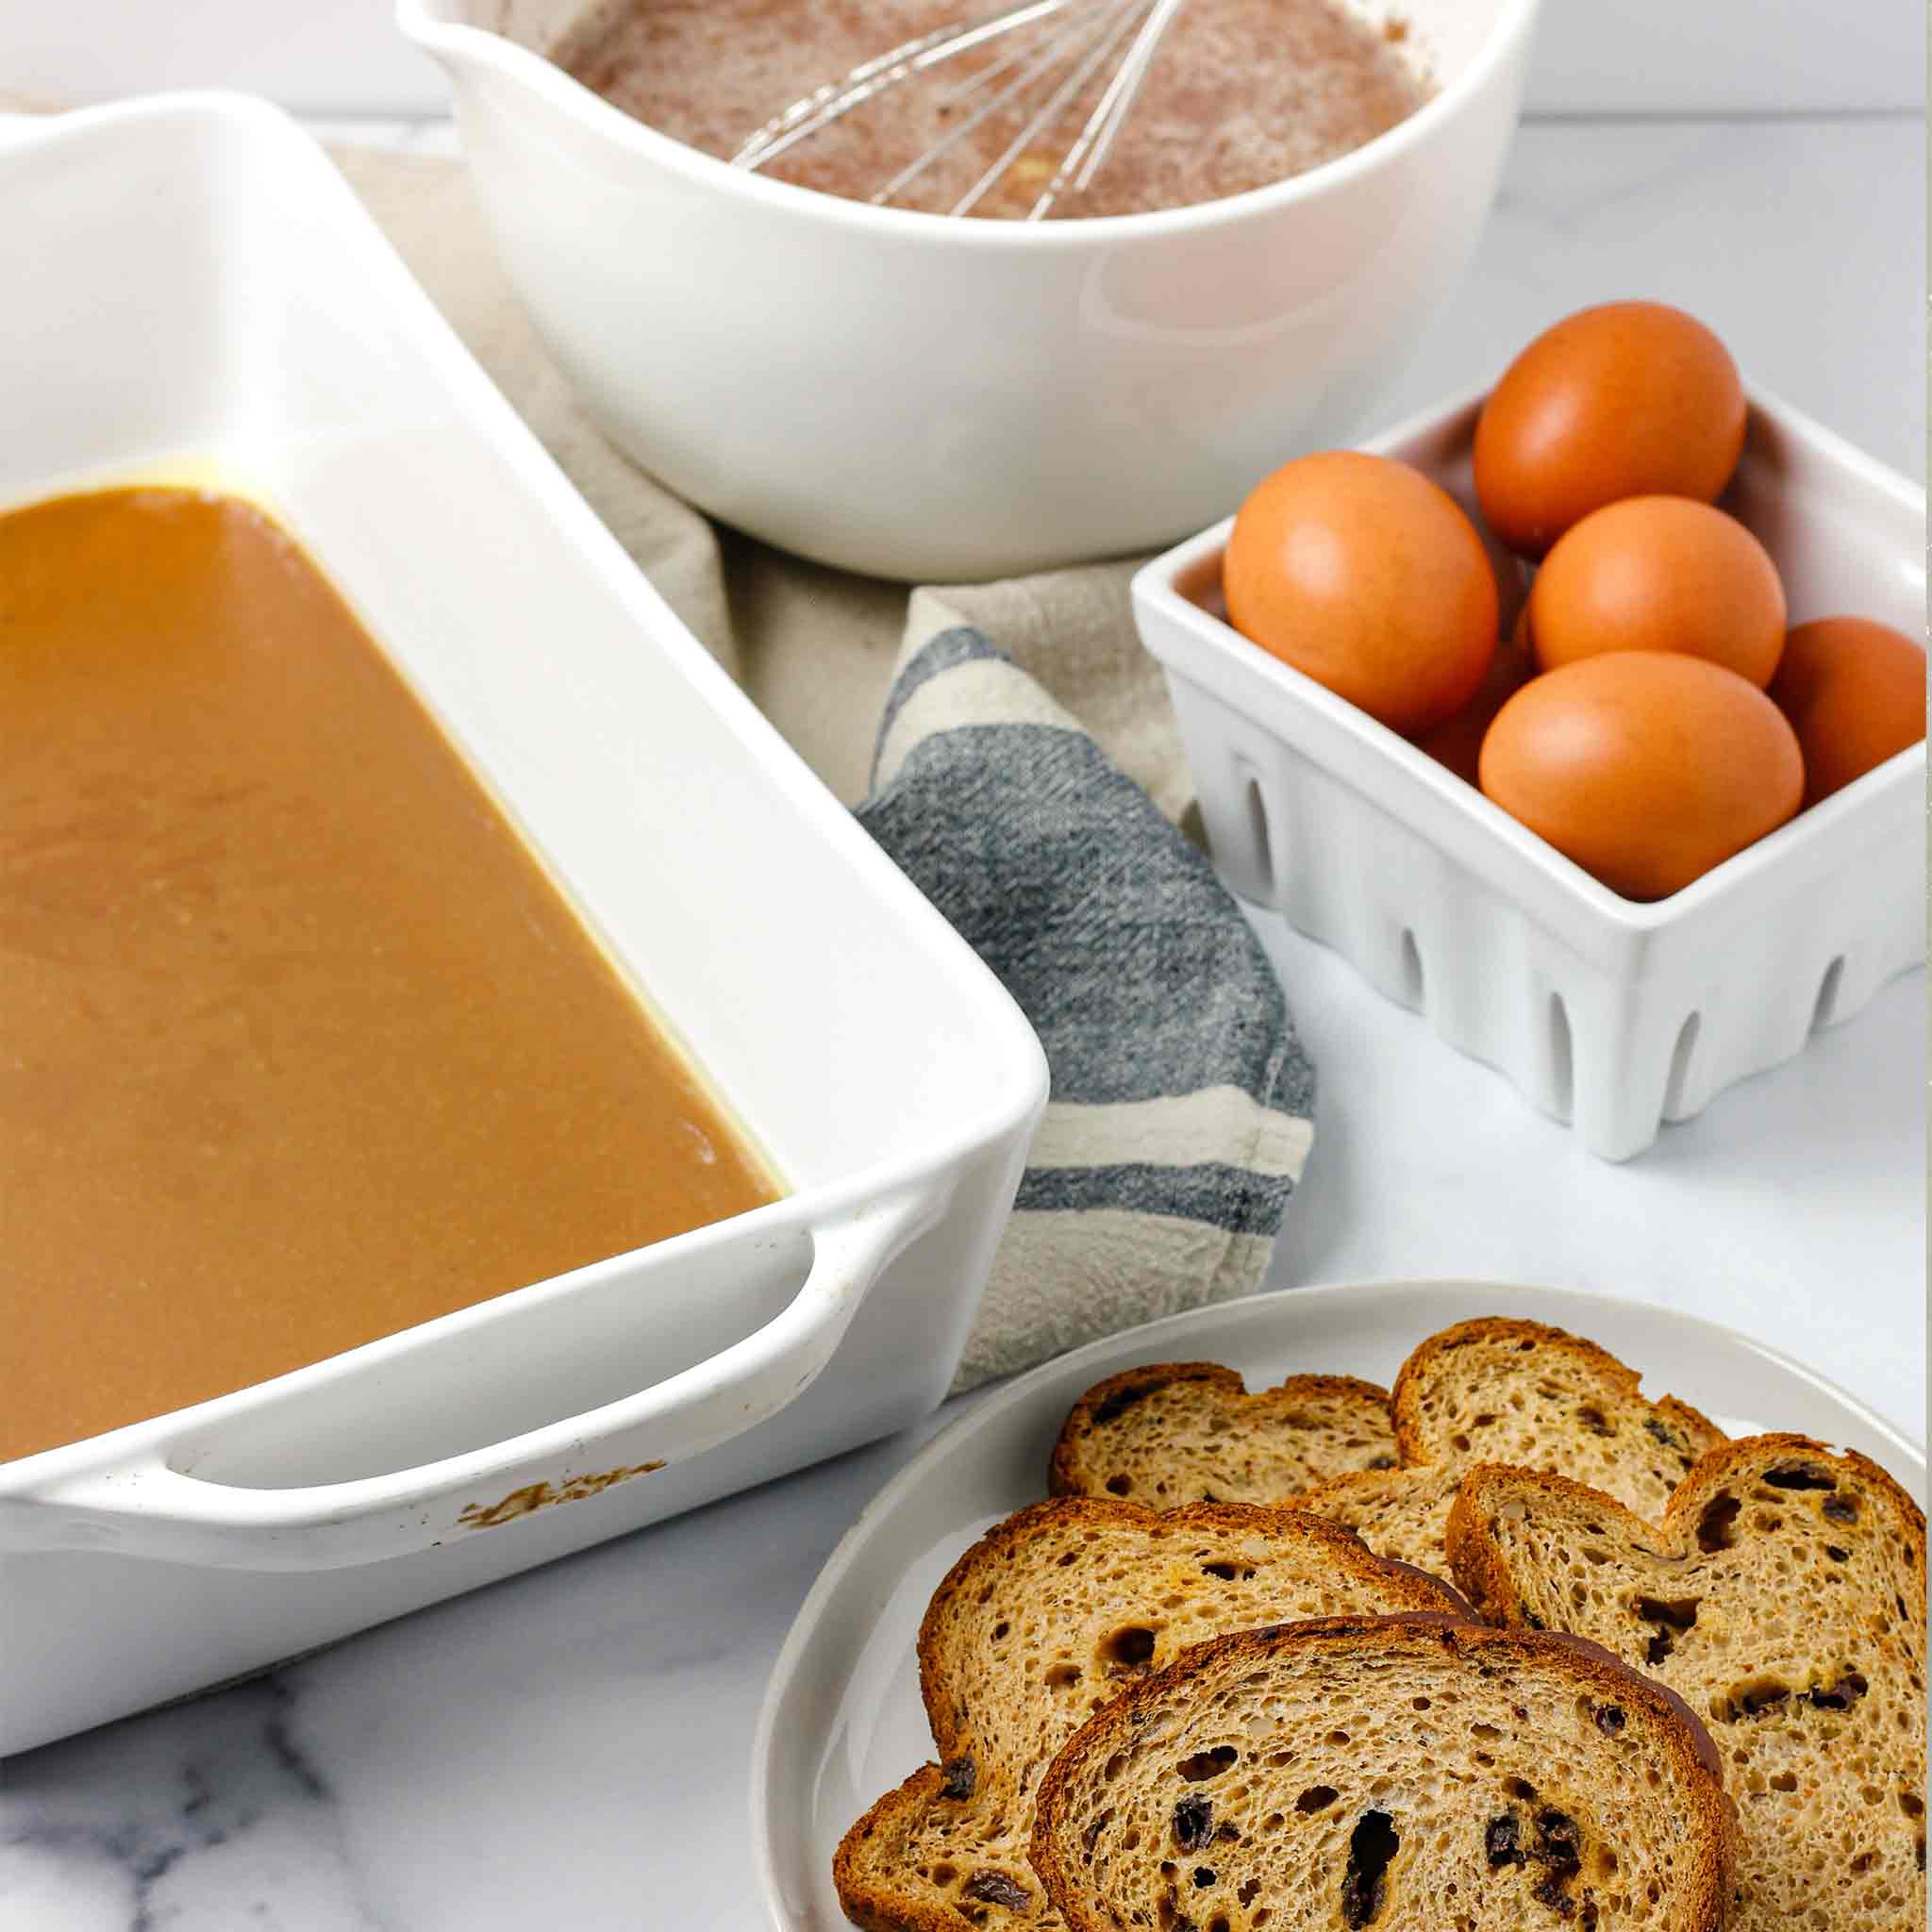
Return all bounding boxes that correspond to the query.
[859,614,1314,1385]
[344,149,1320,1386]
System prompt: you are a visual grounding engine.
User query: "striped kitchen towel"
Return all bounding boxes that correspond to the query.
[858,620,1317,1391]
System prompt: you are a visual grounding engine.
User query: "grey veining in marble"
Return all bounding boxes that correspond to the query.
[1,1679,376,1930]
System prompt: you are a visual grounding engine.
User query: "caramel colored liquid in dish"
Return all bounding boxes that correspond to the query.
[558,0,1429,220]
[0,488,779,1464]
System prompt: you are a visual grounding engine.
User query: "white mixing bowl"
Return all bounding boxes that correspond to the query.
[400,0,1541,580]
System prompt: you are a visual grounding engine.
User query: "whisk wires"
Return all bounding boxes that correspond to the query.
[730,0,1190,220]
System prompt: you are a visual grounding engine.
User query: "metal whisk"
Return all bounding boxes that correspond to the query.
[731,0,1189,220]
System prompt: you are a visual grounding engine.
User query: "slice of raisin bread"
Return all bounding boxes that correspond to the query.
[1303,1318,1727,1574]
[833,1499,1461,1932]
[1048,1364,1397,1506]
[1050,1320,1726,1579]
[1031,1614,1734,1932]
[1448,1436,1927,1932]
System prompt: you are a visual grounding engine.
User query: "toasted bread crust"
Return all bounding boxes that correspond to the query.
[1047,1362,1395,1501]
[833,1768,958,1932]
[834,1498,1463,1932]
[1030,1615,1736,1932]
[1446,1436,1927,1932]
[1447,1432,1927,1627]
[1045,1362,1242,1496]
[914,1496,1457,1745]
[1390,1316,1726,1467]
[1046,1322,1728,1589]
[1274,1318,1729,1578]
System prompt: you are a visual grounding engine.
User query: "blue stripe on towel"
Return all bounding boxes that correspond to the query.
[864,721,1311,1114]
[1014,1160,1290,1236]
[872,625,1011,764]
[857,625,1317,1385]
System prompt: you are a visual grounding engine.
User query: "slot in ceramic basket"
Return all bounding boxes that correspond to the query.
[1133,386,1924,1159]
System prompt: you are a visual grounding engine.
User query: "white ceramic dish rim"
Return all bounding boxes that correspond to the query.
[0,94,1049,1564]
[1132,380,1928,938]
[747,1277,1927,1928]
[396,0,1541,245]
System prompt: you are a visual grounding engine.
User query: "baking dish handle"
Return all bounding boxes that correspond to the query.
[7,1189,941,1572]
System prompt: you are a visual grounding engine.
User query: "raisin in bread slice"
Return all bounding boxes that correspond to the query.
[1448,1436,1927,1932]
[832,1499,1461,1932]
[1031,1614,1734,1932]
[1049,1364,1397,1507]
[1052,1321,1725,1580]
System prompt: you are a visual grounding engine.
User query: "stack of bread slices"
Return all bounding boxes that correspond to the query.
[834,1318,1924,1932]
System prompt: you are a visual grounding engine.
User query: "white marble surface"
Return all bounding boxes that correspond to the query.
[1,109,1924,1932]
[17,0,1923,117]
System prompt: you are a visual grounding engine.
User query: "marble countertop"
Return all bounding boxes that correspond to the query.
[2,108,1924,1932]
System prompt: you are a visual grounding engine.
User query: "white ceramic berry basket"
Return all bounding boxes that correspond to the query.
[1133,387,1925,1160]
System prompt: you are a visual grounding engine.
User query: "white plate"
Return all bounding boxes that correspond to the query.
[750,1277,1927,1930]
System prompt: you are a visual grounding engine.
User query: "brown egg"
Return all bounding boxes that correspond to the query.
[1224,452,1498,736]
[1413,619,1536,785]
[1479,652,1803,900]
[1474,301,1747,558]
[1769,616,1927,806]
[1529,497,1787,688]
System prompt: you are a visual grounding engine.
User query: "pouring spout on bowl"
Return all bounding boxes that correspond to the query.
[398,0,1541,580]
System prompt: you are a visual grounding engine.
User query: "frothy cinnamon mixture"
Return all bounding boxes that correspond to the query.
[556,0,1430,220]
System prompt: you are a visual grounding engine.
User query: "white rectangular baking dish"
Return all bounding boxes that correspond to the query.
[1135,387,1924,1160]
[0,95,1046,1757]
